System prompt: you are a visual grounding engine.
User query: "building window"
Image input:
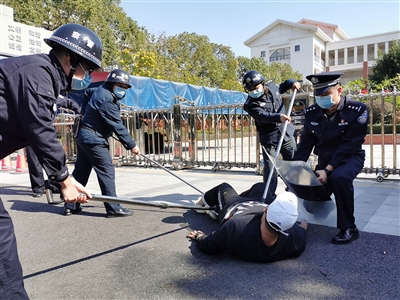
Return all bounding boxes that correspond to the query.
[295,45,300,51]
[270,49,290,62]
[260,51,266,57]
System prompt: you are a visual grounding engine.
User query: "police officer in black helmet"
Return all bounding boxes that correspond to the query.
[66,69,140,217]
[242,70,301,202]
[0,23,102,299]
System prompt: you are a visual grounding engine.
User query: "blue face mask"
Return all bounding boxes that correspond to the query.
[315,94,335,109]
[114,86,127,99]
[71,70,92,90]
[248,86,263,98]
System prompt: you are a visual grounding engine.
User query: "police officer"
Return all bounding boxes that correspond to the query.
[66,69,140,217]
[242,70,301,202]
[293,72,368,244]
[0,23,103,299]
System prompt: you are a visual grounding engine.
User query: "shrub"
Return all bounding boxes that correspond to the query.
[367,124,400,134]
[363,98,394,124]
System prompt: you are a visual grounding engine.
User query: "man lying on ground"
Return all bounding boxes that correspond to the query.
[187,182,307,263]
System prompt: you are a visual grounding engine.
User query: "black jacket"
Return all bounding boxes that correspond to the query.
[243,79,296,145]
[293,96,368,168]
[57,95,81,114]
[0,53,70,182]
[196,202,307,263]
[77,84,136,150]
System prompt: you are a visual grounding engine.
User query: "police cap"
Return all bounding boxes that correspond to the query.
[306,72,343,96]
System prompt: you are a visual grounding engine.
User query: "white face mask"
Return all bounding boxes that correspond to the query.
[248,86,263,98]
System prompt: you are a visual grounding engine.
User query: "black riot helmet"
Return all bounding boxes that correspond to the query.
[44,23,102,70]
[105,69,132,88]
[242,70,265,92]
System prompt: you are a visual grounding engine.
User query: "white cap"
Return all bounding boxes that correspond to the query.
[266,192,298,236]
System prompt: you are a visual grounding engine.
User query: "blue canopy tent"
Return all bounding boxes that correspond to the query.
[68,74,248,110]
[124,76,247,109]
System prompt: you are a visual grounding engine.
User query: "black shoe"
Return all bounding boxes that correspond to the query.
[64,206,82,216]
[106,208,133,218]
[331,227,359,244]
[32,192,44,198]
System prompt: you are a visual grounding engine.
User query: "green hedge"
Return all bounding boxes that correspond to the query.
[367,124,400,134]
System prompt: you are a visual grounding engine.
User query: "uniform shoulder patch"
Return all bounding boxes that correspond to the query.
[357,109,368,124]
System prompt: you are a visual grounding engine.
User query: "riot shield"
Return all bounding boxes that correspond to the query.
[266,152,331,201]
[266,152,337,227]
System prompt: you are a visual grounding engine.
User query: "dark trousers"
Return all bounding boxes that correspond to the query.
[71,142,122,212]
[26,145,45,194]
[262,136,296,201]
[318,155,364,230]
[204,182,268,222]
[0,199,29,299]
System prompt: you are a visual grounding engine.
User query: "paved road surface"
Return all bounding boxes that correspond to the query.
[0,166,399,299]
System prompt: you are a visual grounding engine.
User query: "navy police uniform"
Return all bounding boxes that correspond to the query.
[1,22,103,297]
[0,53,70,181]
[0,53,71,299]
[243,79,297,201]
[70,83,136,214]
[294,72,368,234]
[26,145,45,195]
[26,95,81,196]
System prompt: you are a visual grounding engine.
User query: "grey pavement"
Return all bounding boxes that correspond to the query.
[0,165,399,299]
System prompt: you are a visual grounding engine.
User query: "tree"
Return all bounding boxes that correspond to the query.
[369,40,400,85]
[2,0,150,67]
[152,32,240,89]
[268,63,303,85]
[237,56,303,90]
[342,78,371,95]
[3,0,303,91]
[343,77,397,126]
[211,44,241,91]
[116,49,158,78]
[237,56,271,80]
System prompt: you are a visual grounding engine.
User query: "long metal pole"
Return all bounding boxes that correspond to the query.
[90,194,214,210]
[140,153,204,195]
[261,89,297,203]
[47,191,214,210]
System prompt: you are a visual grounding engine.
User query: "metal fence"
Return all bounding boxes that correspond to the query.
[346,91,399,181]
[88,102,254,173]
[54,91,399,181]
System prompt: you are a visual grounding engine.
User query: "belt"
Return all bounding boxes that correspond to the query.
[82,125,96,132]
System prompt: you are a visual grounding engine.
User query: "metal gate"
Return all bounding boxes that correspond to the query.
[54,91,399,181]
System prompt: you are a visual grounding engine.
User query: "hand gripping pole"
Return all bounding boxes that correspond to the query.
[261,89,297,203]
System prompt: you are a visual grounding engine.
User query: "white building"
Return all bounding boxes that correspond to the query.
[0,5,52,59]
[244,19,400,85]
